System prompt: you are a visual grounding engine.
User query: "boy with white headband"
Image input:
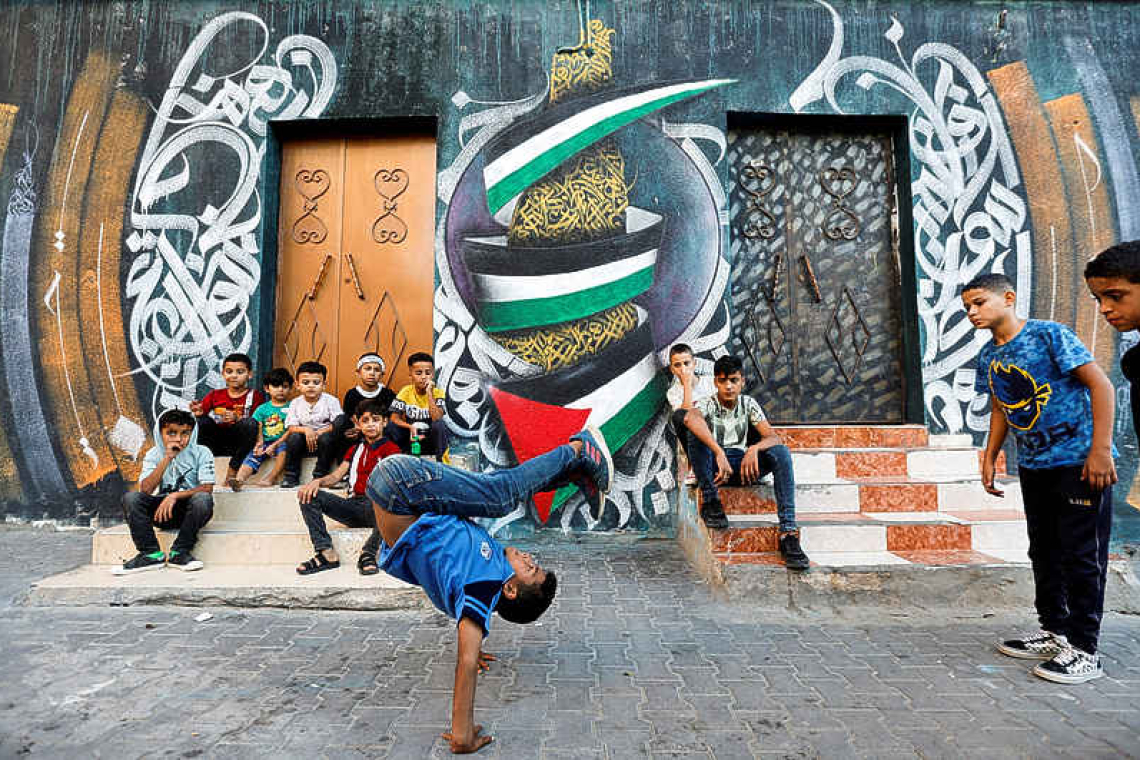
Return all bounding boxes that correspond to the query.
[332,352,398,464]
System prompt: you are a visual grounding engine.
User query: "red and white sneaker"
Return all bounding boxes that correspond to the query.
[570,425,613,519]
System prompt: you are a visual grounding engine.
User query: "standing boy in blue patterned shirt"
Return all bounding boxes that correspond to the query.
[963,273,1117,683]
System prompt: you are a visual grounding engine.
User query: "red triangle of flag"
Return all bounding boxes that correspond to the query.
[490,387,592,523]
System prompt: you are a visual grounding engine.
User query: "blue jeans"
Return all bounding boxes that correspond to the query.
[684,430,798,533]
[366,445,578,519]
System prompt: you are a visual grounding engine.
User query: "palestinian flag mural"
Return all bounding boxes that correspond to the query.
[453,18,733,525]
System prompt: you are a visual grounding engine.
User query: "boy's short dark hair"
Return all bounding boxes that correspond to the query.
[296,361,327,378]
[407,351,434,367]
[669,343,693,359]
[1084,241,1140,284]
[496,571,558,624]
[713,355,743,377]
[263,367,293,388]
[158,408,195,431]
[354,398,388,419]
[961,273,1015,295]
[222,352,253,370]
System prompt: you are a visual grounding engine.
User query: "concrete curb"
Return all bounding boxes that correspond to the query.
[22,583,429,611]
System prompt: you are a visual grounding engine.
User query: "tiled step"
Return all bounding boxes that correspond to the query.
[786,447,983,484]
[92,522,374,565]
[710,475,1023,516]
[772,425,928,449]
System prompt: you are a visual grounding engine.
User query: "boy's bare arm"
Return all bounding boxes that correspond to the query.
[138,453,175,495]
[445,617,493,754]
[681,409,732,484]
[741,419,783,483]
[981,395,1008,496]
[1073,362,1118,490]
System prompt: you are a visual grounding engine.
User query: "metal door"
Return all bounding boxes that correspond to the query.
[727,128,905,423]
[275,135,436,399]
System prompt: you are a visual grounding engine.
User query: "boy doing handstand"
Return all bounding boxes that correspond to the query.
[964,273,1116,683]
[367,427,612,754]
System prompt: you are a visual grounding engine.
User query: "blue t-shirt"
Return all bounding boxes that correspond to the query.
[379,514,514,636]
[974,319,1113,469]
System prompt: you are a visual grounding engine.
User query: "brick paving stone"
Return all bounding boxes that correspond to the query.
[2,526,1140,759]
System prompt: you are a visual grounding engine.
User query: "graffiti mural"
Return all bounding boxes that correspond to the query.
[791,0,1032,437]
[434,17,735,532]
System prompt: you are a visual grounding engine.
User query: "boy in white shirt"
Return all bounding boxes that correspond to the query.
[281,361,343,488]
[666,344,731,489]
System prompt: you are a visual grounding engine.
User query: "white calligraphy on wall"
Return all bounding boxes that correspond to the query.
[126,11,337,411]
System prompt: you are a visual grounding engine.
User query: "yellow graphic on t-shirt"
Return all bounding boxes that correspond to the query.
[262,412,286,440]
[988,361,1052,431]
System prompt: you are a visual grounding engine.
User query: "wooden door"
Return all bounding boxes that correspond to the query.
[727,127,905,423]
[275,134,436,400]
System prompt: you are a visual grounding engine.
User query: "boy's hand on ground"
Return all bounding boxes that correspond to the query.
[296,481,319,504]
[714,449,732,485]
[740,447,761,484]
[476,651,496,673]
[1082,448,1117,491]
[980,459,1004,497]
[155,495,178,523]
[305,430,318,452]
[443,725,492,754]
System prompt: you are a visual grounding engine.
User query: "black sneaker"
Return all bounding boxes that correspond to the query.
[280,474,300,488]
[699,502,729,530]
[996,630,1067,660]
[1033,645,1103,684]
[779,532,810,570]
[112,551,166,575]
[166,550,204,572]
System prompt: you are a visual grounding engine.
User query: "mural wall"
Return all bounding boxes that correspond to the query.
[0,1,1137,546]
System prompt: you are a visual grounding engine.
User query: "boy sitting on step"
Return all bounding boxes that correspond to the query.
[330,352,398,465]
[113,409,215,574]
[964,272,1117,684]
[228,367,293,490]
[281,361,343,488]
[294,399,399,576]
[666,343,730,487]
[682,355,809,570]
[190,352,264,484]
[387,351,450,458]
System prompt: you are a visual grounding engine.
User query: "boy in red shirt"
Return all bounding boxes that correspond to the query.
[294,399,399,576]
[190,352,265,482]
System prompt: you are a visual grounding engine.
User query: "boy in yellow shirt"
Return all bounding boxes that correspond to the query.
[387,351,449,458]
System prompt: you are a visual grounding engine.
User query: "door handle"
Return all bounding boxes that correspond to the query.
[307,254,333,300]
[344,253,365,300]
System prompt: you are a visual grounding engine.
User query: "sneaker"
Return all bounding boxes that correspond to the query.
[112,551,166,575]
[166,550,204,572]
[570,426,613,517]
[996,630,1067,660]
[280,474,299,488]
[779,532,810,570]
[699,502,729,530]
[1033,645,1103,684]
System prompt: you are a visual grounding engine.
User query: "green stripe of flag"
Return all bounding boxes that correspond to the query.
[486,81,731,216]
[480,266,654,333]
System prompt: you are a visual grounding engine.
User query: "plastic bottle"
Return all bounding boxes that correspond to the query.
[410,437,421,457]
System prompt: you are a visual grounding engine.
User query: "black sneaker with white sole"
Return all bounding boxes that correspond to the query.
[166,550,204,572]
[779,532,810,570]
[112,551,166,575]
[1033,645,1103,684]
[996,630,1067,660]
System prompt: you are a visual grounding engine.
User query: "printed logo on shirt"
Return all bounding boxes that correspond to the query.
[480,541,491,560]
[988,361,1053,431]
[1068,496,1093,507]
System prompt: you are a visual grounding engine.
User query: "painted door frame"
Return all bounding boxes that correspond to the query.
[726,112,923,425]
[258,116,440,385]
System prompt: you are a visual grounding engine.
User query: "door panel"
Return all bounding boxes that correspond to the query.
[276,137,345,391]
[728,128,904,423]
[338,136,437,397]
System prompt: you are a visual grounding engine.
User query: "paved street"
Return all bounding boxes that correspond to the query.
[0,525,1137,759]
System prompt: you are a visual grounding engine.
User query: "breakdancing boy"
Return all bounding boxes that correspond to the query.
[964,273,1117,683]
[367,427,612,754]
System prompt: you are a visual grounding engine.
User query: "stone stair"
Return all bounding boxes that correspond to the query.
[30,457,423,610]
[678,425,1033,579]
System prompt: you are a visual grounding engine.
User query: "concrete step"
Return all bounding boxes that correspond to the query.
[92,522,375,565]
[211,455,317,485]
[27,563,424,611]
